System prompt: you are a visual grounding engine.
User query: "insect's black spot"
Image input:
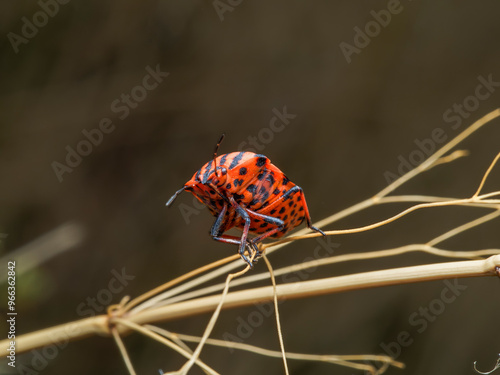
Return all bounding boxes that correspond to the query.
[233,193,245,202]
[296,195,301,201]
[282,176,290,186]
[290,209,296,217]
[209,199,217,207]
[248,199,257,206]
[254,219,261,223]
[288,201,294,207]
[202,160,214,184]
[299,206,304,211]
[256,156,267,167]
[229,152,246,169]
[270,209,277,215]
[219,154,228,166]
[261,201,270,208]
[233,179,244,187]
[226,183,232,189]
[247,184,256,193]
[266,174,275,185]
[195,168,202,182]
[239,167,247,175]
[293,203,297,208]
[259,222,269,228]
[250,227,257,231]
[257,172,266,181]
[261,192,269,202]
[279,207,286,214]
[258,186,267,195]
[283,214,288,221]
[273,188,280,195]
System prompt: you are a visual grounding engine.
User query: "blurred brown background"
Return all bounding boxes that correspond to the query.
[1,1,500,374]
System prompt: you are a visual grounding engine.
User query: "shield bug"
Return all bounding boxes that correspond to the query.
[167,135,325,266]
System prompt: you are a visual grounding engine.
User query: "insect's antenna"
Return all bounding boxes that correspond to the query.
[213,133,225,176]
[166,186,186,207]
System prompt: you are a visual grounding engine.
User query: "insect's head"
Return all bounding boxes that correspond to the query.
[166,133,226,208]
[208,165,227,188]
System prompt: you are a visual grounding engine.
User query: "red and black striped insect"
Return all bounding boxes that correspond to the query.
[167,135,325,266]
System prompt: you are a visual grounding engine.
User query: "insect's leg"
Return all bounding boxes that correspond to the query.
[231,200,254,266]
[248,242,261,259]
[209,199,255,266]
[284,186,325,236]
[210,202,228,238]
[244,209,285,247]
[213,197,254,266]
[210,203,243,246]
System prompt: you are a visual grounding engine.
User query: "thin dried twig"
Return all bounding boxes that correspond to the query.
[145,325,405,375]
[111,327,137,375]
[262,254,289,375]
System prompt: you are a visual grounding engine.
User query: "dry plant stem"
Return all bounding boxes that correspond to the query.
[474,355,500,375]
[157,208,500,306]
[156,246,500,307]
[265,109,500,251]
[111,327,137,375]
[129,256,240,315]
[267,193,500,246]
[375,109,500,198]
[113,318,219,375]
[3,255,500,355]
[427,209,500,246]
[262,254,289,375]
[123,255,238,313]
[124,255,500,328]
[0,221,85,283]
[429,149,469,168]
[1,315,109,354]
[176,265,250,374]
[473,151,500,197]
[130,194,444,313]
[135,327,214,375]
[132,194,496,312]
[144,326,405,374]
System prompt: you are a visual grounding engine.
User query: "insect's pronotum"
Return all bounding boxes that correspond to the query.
[167,135,325,266]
